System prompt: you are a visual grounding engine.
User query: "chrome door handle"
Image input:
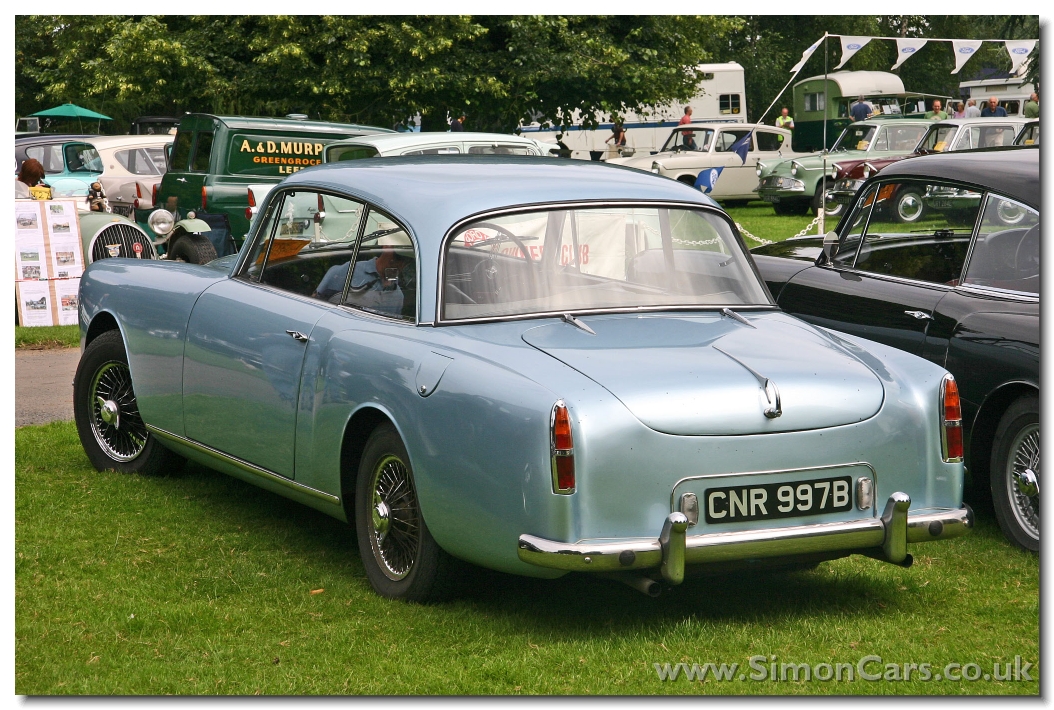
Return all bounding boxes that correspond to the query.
[904,310,933,321]
[176,177,187,183]
[286,330,309,342]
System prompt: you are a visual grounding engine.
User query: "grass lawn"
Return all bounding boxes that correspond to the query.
[723,201,823,247]
[16,422,1038,696]
[16,324,79,349]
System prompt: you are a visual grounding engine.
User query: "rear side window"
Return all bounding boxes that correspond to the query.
[404,145,461,155]
[65,143,101,172]
[192,132,214,172]
[953,125,1019,151]
[343,209,417,322]
[963,195,1039,294]
[714,130,751,152]
[326,145,380,162]
[115,148,163,175]
[467,144,534,155]
[26,145,64,174]
[755,131,785,152]
[170,131,193,171]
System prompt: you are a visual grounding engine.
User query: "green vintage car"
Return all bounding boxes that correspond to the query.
[78,211,158,263]
[139,114,393,263]
[756,118,931,216]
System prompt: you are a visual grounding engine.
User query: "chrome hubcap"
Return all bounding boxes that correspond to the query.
[1007,424,1039,539]
[89,361,148,462]
[369,455,420,581]
[898,193,923,221]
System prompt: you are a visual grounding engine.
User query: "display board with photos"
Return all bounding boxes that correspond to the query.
[14,199,84,326]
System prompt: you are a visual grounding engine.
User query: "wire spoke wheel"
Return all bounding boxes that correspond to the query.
[89,360,148,462]
[369,454,421,580]
[1006,424,1039,539]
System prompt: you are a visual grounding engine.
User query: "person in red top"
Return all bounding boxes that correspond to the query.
[678,106,693,125]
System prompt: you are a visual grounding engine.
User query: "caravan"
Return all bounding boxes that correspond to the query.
[517,62,747,160]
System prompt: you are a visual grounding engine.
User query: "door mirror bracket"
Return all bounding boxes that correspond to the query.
[820,230,840,265]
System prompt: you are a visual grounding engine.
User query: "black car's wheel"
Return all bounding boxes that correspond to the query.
[812,190,843,218]
[355,423,459,601]
[990,395,1039,552]
[892,187,925,223]
[773,199,809,216]
[73,330,184,475]
[167,233,217,264]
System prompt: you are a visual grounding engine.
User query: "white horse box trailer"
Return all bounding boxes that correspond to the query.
[518,62,747,161]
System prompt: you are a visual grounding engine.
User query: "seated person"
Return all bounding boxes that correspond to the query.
[315,246,414,317]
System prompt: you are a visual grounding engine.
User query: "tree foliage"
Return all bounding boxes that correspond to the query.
[15,15,1036,134]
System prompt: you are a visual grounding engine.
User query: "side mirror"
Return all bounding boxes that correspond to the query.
[821,230,840,263]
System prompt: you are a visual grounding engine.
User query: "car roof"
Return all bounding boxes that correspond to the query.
[929,117,1030,128]
[327,132,542,150]
[851,118,932,126]
[874,146,1039,209]
[16,134,95,145]
[76,135,175,149]
[190,114,395,134]
[281,155,719,248]
[672,122,788,132]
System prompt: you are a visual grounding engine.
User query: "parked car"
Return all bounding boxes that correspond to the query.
[141,113,395,264]
[751,148,1038,551]
[15,135,102,204]
[607,123,804,204]
[1015,120,1039,146]
[84,135,174,217]
[75,156,971,602]
[77,211,159,263]
[825,117,1029,220]
[756,118,931,216]
[246,132,557,221]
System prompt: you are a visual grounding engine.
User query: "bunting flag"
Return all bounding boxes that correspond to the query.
[892,39,928,70]
[790,37,824,74]
[835,36,872,69]
[1004,40,1037,74]
[694,166,724,194]
[951,40,984,74]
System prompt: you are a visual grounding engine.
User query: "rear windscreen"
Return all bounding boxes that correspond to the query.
[227,134,347,176]
[325,145,381,162]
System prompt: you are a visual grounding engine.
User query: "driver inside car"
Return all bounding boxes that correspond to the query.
[314,245,413,316]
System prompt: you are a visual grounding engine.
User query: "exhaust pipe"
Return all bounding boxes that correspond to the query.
[602,572,661,597]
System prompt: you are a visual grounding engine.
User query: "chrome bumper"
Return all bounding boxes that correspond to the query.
[517,493,972,585]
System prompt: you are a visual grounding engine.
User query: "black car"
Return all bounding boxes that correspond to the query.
[752,147,1039,551]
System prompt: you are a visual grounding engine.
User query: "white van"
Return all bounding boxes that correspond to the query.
[517,62,748,161]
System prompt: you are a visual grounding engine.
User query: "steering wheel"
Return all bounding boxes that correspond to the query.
[469,258,503,303]
[467,222,537,268]
[1015,225,1040,275]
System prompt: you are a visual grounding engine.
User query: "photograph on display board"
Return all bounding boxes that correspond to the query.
[16,280,54,326]
[52,278,81,325]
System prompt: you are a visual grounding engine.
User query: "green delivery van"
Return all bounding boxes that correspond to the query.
[140,114,393,263]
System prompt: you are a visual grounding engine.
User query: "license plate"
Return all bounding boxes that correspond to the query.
[704,475,853,524]
[834,193,853,204]
[930,199,954,209]
[762,195,780,203]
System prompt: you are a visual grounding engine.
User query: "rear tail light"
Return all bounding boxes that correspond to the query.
[247,187,257,207]
[245,207,253,220]
[201,186,208,211]
[152,183,158,206]
[551,401,575,494]
[940,375,963,462]
[135,182,143,199]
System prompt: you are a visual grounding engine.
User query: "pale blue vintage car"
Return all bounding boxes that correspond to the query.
[74,157,971,601]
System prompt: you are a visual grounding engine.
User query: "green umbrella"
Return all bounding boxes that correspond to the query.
[28,103,112,134]
[30,103,112,120]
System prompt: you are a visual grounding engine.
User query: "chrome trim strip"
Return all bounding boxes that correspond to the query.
[517,503,972,574]
[669,461,878,515]
[145,425,341,505]
[434,304,780,328]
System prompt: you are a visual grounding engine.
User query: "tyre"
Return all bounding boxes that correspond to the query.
[892,187,925,223]
[167,233,217,264]
[355,423,460,601]
[990,395,1039,552]
[73,329,185,475]
[773,199,809,216]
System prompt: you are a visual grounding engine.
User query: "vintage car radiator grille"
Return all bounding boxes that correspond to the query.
[90,224,157,263]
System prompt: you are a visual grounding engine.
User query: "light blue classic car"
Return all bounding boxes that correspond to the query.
[74,157,971,601]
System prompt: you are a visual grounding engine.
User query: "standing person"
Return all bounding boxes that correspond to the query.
[775,107,794,132]
[980,96,1008,117]
[605,122,627,149]
[16,158,50,200]
[964,98,982,118]
[925,99,948,120]
[449,113,465,132]
[678,106,693,125]
[1023,92,1039,118]
[952,101,966,118]
[850,96,872,122]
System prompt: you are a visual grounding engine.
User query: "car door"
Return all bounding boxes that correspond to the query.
[712,128,755,197]
[182,188,367,478]
[778,178,981,357]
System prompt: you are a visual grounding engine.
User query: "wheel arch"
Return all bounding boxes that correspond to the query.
[967,380,1039,491]
[85,310,123,349]
[338,404,400,524]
